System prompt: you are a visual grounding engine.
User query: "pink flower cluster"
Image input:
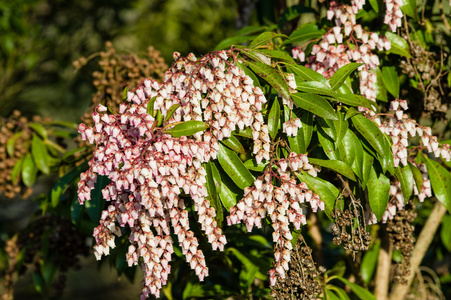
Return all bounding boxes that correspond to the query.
[227,153,322,285]
[384,0,404,32]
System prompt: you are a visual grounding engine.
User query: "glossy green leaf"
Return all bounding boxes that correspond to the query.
[345,107,361,120]
[296,173,340,219]
[409,162,424,192]
[329,63,364,90]
[257,49,295,63]
[31,135,50,174]
[11,155,24,185]
[296,81,336,98]
[327,286,351,300]
[339,129,363,180]
[441,215,451,252]
[240,49,272,65]
[268,97,281,140]
[373,68,388,102]
[424,157,451,213]
[361,240,381,284]
[292,92,337,120]
[86,175,109,222]
[378,136,395,175]
[221,135,246,154]
[361,149,374,189]
[211,162,238,211]
[317,117,336,141]
[325,289,341,300]
[122,86,129,100]
[22,153,38,188]
[165,103,181,123]
[214,35,257,51]
[318,126,339,160]
[286,22,325,44]
[400,0,417,19]
[249,31,288,48]
[336,277,377,300]
[236,61,261,88]
[165,121,208,137]
[369,0,379,12]
[147,96,157,117]
[308,158,356,181]
[385,32,412,58]
[6,131,22,157]
[234,127,253,139]
[368,167,390,221]
[204,162,223,226]
[332,93,374,110]
[382,66,399,98]
[29,123,48,140]
[51,161,89,208]
[246,60,290,100]
[395,164,414,201]
[288,64,328,84]
[217,143,255,189]
[299,110,314,153]
[333,112,348,149]
[244,159,270,172]
[351,113,387,158]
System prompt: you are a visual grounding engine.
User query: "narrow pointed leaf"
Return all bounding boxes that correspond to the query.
[268,97,281,140]
[236,61,261,88]
[165,121,208,137]
[336,277,377,300]
[296,173,340,219]
[317,117,336,140]
[214,35,257,51]
[409,162,424,191]
[286,23,325,44]
[292,92,337,120]
[400,0,417,19]
[318,126,339,160]
[246,60,290,99]
[244,159,270,172]
[296,81,336,97]
[385,32,412,58]
[424,157,451,212]
[361,148,374,189]
[332,93,374,110]
[165,104,181,123]
[288,65,328,84]
[249,32,288,48]
[382,66,400,98]
[31,135,50,174]
[308,158,356,181]
[11,155,25,185]
[211,162,239,210]
[6,132,22,157]
[122,86,129,100]
[361,240,381,284]
[217,143,255,189]
[351,114,387,157]
[86,175,109,222]
[147,96,157,117]
[203,162,223,226]
[256,49,295,63]
[22,153,38,188]
[333,112,348,149]
[221,135,246,154]
[339,129,363,180]
[395,164,414,201]
[329,63,364,90]
[373,68,388,102]
[29,123,48,140]
[51,161,89,207]
[368,167,390,221]
[300,110,314,153]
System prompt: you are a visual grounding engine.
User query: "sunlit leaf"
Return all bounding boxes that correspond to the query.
[31,135,50,174]
[147,96,157,117]
[382,66,399,98]
[6,131,22,157]
[268,97,281,140]
[217,143,255,189]
[329,63,364,90]
[249,32,288,48]
[351,114,387,158]
[336,277,377,300]
[204,162,223,226]
[424,157,451,213]
[288,65,328,84]
[22,153,38,188]
[395,164,414,201]
[165,121,208,137]
[246,60,290,100]
[296,81,336,98]
[368,167,390,221]
[29,123,48,140]
[286,22,325,44]
[385,32,412,58]
[308,158,356,181]
[332,93,374,110]
[361,240,381,284]
[292,92,337,120]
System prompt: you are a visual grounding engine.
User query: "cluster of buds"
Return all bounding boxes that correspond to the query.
[292,1,391,103]
[227,153,322,286]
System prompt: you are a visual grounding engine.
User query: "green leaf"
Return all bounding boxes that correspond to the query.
[217,143,255,189]
[249,32,288,48]
[165,103,181,123]
[236,60,261,88]
[22,153,38,188]
[286,22,325,44]
[292,92,337,120]
[395,164,414,201]
[32,272,45,294]
[409,162,424,192]
[369,0,379,12]
[361,240,381,284]
[308,158,356,181]
[296,81,337,98]
[234,127,253,139]
[361,149,374,189]
[296,173,340,219]
[268,97,281,140]
[40,260,57,285]
[325,289,341,300]
[256,49,295,63]
[240,49,272,65]
[244,159,270,172]
[385,32,412,58]
[204,162,223,226]
[11,155,25,185]
[29,123,48,140]
[345,107,361,120]
[382,66,400,98]
[6,131,22,157]
[332,93,374,110]
[51,161,89,208]
[299,110,314,153]
[400,0,417,19]
[288,65,328,84]
[351,114,387,158]
[147,96,157,117]
[122,86,129,100]
[339,129,363,181]
[165,121,208,137]
[424,157,451,213]
[85,175,109,222]
[211,162,238,210]
[336,277,377,300]
[373,68,388,102]
[221,135,246,154]
[327,286,351,300]
[333,112,348,149]
[31,135,50,174]
[246,60,290,100]
[70,194,83,226]
[368,167,390,221]
[318,126,339,160]
[329,63,364,90]
[441,215,451,252]
[214,35,257,51]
